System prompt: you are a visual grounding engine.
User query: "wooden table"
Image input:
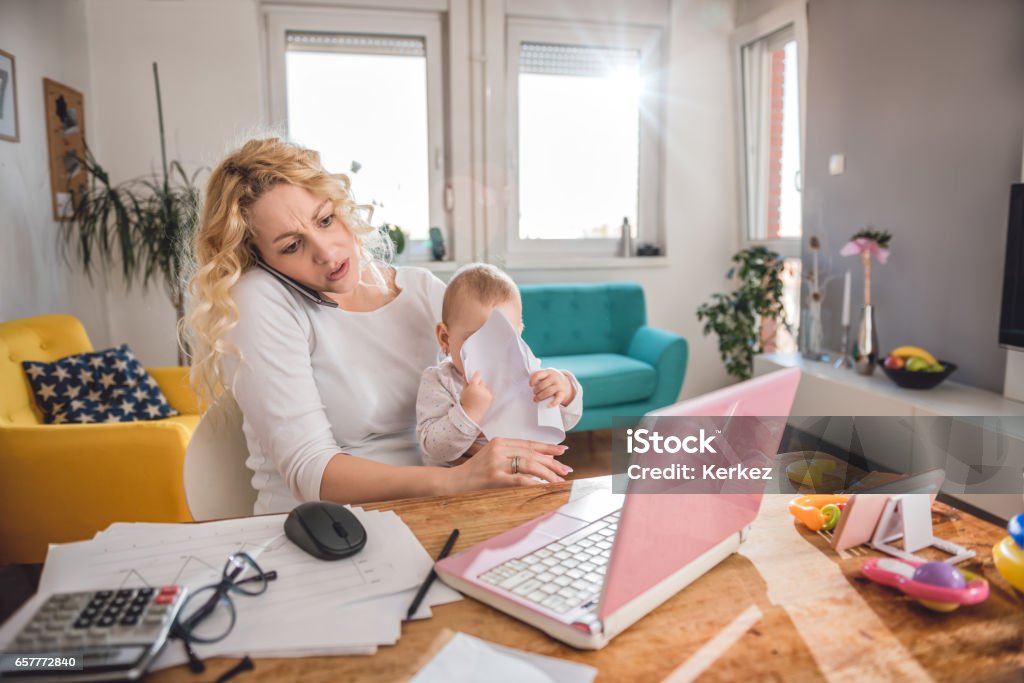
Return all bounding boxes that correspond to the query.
[150,483,1024,682]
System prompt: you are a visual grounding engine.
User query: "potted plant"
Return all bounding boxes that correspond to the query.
[58,63,200,365]
[696,246,789,380]
[381,223,407,258]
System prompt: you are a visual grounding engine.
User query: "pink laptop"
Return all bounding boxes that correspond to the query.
[435,368,802,649]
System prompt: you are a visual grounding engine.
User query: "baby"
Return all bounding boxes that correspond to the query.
[417,263,583,466]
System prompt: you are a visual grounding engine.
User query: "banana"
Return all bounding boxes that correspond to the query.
[889,346,938,365]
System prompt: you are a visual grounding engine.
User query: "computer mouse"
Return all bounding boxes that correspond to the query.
[284,501,367,560]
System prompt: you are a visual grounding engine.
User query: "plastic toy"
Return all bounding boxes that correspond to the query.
[861,557,989,612]
[786,459,837,488]
[992,514,1024,593]
[788,494,850,531]
[1008,513,1024,549]
[820,503,842,531]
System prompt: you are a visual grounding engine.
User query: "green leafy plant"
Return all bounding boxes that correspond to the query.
[58,63,200,365]
[382,223,407,256]
[696,246,789,380]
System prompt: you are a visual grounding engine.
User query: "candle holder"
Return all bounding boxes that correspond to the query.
[854,304,879,375]
[834,323,853,369]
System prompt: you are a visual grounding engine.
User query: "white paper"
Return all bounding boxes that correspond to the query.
[411,632,597,683]
[461,310,564,444]
[2,507,463,669]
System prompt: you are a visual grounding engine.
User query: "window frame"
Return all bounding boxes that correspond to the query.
[504,17,665,258]
[265,6,449,261]
[731,1,808,260]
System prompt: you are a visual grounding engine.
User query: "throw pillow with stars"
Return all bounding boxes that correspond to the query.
[22,345,178,424]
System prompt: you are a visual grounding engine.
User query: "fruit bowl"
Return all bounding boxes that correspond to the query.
[882,361,957,390]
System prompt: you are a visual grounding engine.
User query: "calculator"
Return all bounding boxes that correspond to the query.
[1,586,187,682]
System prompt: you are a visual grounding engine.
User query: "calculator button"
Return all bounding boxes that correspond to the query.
[159,586,179,596]
[138,587,156,597]
[74,617,94,629]
[116,589,135,598]
[97,615,117,628]
[88,597,108,609]
[154,594,174,605]
[63,630,85,642]
[120,614,140,626]
[14,633,36,647]
[95,590,113,599]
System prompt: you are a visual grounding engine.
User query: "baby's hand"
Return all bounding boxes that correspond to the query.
[530,369,575,408]
[461,371,493,424]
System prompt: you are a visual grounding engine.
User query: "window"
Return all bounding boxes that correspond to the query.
[737,23,803,251]
[506,21,664,256]
[267,10,447,250]
[734,5,807,350]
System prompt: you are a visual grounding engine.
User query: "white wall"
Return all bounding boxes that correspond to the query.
[0,0,109,344]
[84,0,265,365]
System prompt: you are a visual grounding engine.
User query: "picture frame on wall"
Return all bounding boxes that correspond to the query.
[43,78,87,220]
[0,48,19,142]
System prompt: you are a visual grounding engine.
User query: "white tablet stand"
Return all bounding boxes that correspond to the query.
[871,494,975,565]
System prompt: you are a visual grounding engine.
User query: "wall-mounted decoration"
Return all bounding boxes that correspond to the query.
[43,78,86,219]
[0,49,18,142]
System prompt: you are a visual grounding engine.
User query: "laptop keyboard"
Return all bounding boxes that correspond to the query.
[477,510,620,615]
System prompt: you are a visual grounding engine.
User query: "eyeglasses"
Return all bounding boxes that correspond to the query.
[172,552,278,673]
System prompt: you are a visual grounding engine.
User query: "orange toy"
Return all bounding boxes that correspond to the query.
[788,494,850,531]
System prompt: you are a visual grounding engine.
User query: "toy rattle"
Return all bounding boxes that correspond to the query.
[788,494,849,532]
[861,557,989,612]
[992,513,1024,593]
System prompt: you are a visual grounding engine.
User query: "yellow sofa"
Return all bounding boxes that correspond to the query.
[0,315,199,564]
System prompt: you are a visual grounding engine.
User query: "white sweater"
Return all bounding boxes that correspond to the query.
[224,266,446,514]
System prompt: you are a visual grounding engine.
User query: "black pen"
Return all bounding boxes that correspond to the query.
[406,528,459,621]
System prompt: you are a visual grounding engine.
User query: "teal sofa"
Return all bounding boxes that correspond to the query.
[520,283,688,431]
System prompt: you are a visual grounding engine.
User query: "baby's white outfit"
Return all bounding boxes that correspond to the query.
[416,358,583,466]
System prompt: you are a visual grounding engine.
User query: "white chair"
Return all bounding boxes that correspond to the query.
[183,394,257,521]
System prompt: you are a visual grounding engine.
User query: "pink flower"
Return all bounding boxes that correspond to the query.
[840,237,890,265]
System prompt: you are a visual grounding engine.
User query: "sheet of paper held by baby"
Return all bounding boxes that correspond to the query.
[460,310,565,444]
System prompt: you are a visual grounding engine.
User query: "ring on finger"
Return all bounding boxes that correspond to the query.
[510,455,520,475]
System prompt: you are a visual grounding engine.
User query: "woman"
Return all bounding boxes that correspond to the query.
[186,138,570,514]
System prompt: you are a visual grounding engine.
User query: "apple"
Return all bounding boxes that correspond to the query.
[926,363,945,373]
[884,355,905,370]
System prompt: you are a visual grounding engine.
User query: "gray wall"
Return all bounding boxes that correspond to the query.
[802,0,1024,392]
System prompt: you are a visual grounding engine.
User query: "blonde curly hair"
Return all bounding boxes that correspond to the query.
[183,137,391,406]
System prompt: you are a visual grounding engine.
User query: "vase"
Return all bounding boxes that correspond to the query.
[854,304,879,375]
[801,299,826,361]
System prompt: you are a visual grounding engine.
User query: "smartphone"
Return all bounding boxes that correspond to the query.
[252,255,338,308]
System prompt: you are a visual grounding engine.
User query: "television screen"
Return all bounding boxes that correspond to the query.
[1000,183,1024,349]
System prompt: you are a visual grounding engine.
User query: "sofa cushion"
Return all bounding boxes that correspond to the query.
[541,353,656,409]
[22,345,179,424]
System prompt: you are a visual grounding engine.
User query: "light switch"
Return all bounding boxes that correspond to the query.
[829,154,846,175]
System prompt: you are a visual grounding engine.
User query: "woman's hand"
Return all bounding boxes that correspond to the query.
[446,437,572,492]
[529,369,575,407]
